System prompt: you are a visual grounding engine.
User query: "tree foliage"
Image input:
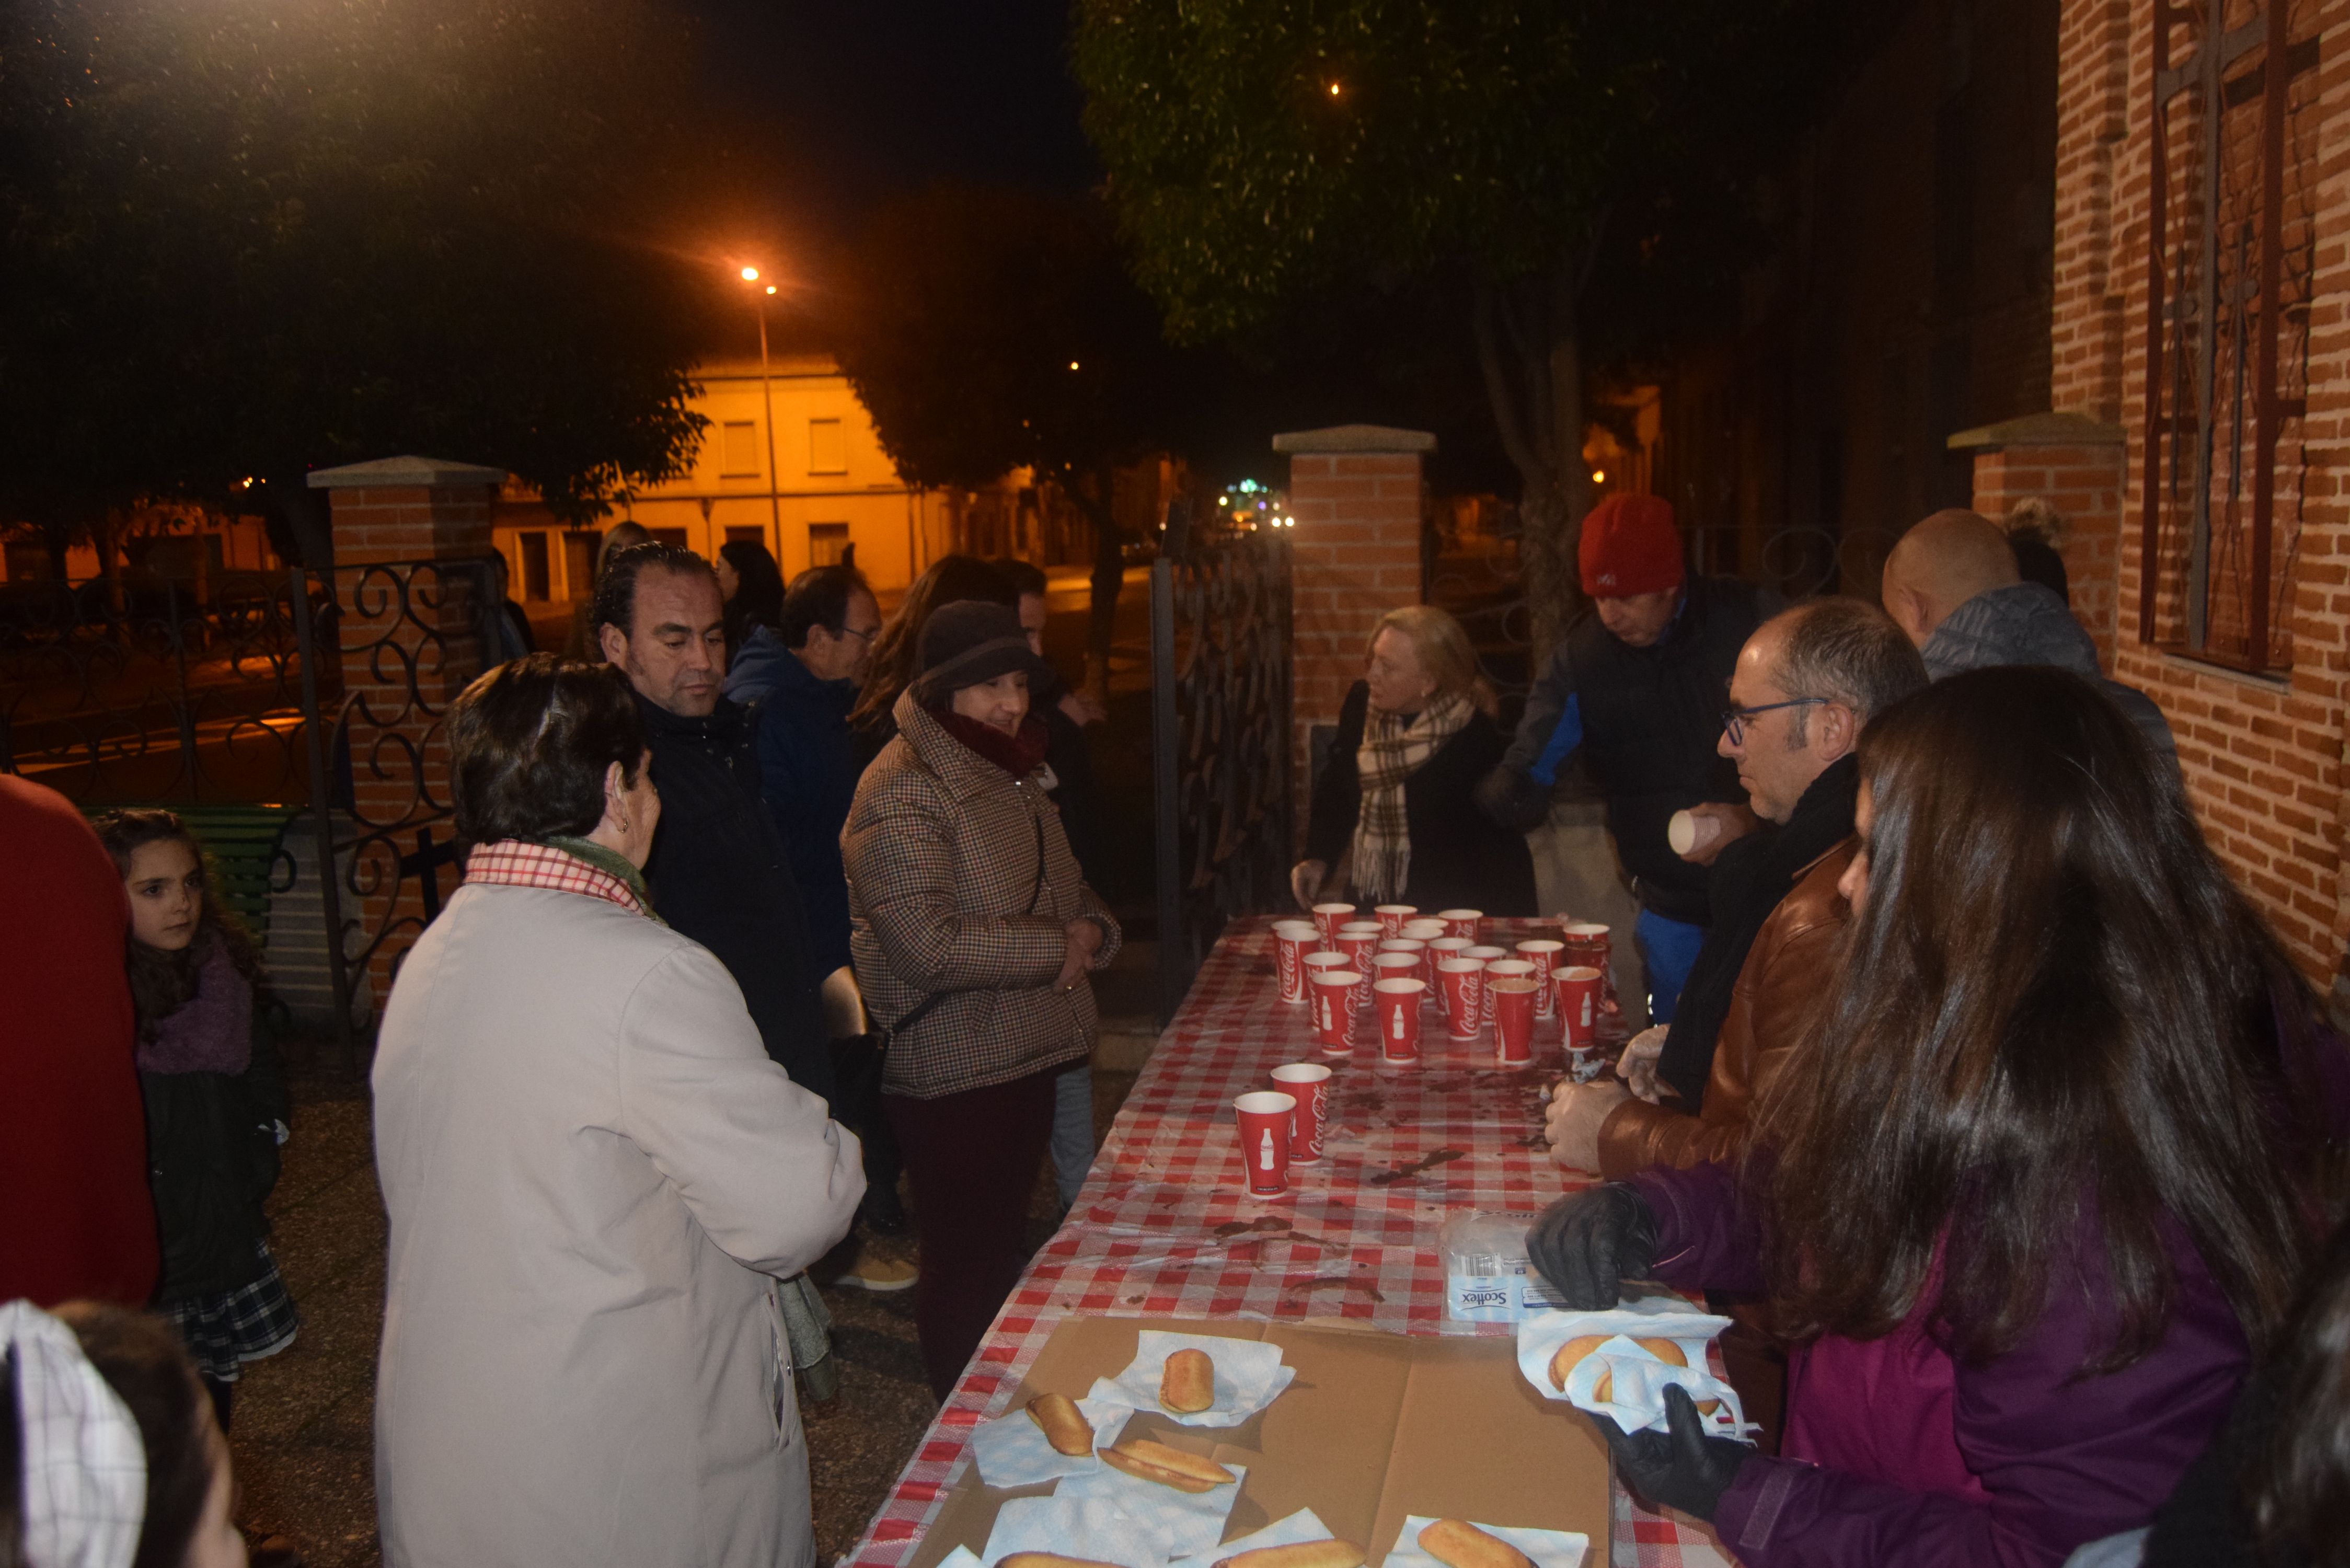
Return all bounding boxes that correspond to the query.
[0,0,716,537]
[1073,0,1844,643]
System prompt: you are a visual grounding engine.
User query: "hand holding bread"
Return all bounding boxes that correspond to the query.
[1546,1334,1718,1414]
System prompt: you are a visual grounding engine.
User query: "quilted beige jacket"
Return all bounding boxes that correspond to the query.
[845,690,1121,1099]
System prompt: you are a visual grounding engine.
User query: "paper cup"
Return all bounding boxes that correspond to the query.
[1490,978,1539,1066]
[1234,1091,1296,1195]
[1334,927,1381,979]
[1312,902,1358,940]
[1272,920,1320,1004]
[1374,904,1418,937]
[1271,1063,1333,1160]
[1374,977,1425,1064]
[1514,939,1564,1018]
[1371,951,1422,994]
[1464,943,1508,964]
[1377,938,1429,987]
[1560,920,1612,975]
[1309,969,1362,1055]
[1557,964,1605,1051]
[1485,957,1536,987]
[1437,957,1488,1042]
[1668,809,1726,858]
[1438,908,1484,942]
[1401,918,1450,943]
[1427,937,1476,1011]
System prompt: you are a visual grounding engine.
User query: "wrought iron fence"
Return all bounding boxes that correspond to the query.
[1150,535,1294,1021]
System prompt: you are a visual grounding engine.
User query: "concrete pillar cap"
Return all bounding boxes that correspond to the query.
[306,455,510,489]
[1272,424,1437,455]
[1945,411,2124,452]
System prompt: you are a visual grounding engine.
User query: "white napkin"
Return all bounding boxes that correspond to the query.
[970,1396,1133,1488]
[1057,1452,1248,1562]
[1515,1300,1750,1439]
[1211,1507,1350,1560]
[1380,1515,1588,1568]
[1090,1331,1296,1428]
[981,1494,1169,1568]
[935,1551,982,1568]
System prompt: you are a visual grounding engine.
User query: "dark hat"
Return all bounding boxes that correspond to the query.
[914,599,1050,700]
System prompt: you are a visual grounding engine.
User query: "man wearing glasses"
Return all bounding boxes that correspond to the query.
[1479,494,1775,1024]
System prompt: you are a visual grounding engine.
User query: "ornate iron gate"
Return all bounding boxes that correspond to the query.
[1150,535,1294,1021]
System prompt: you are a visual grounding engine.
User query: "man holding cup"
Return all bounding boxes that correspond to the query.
[1544,599,1926,1178]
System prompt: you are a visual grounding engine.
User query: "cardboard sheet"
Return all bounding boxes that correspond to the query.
[907,1315,1610,1568]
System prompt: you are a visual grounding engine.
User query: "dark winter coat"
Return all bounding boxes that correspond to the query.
[1492,576,1773,924]
[1921,582,2178,767]
[142,1005,288,1300]
[1305,680,1538,916]
[751,647,861,979]
[635,690,832,1103]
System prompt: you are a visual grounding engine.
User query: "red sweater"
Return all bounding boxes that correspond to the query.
[0,777,157,1306]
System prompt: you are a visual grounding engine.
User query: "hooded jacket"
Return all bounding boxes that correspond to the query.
[1921,583,2178,766]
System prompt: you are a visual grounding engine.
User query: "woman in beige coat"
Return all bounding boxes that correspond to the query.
[373,654,862,1568]
[845,600,1120,1398]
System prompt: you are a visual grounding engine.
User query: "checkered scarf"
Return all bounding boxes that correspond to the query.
[463,838,662,924]
[1350,689,1472,904]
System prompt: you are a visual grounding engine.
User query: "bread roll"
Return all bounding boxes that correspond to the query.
[1416,1519,1531,1568]
[997,1555,1130,1568]
[1159,1347,1215,1413]
[1210,1541,1366,1568]
[1099,1437,1235,1493]
[1024,1392,1092,1457]
[1546,1335,1717,1413]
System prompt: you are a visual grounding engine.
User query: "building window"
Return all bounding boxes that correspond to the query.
[4,543,53,582]
[724,525,767,548]
[719,420,763,478]
[518,531,552,602]
[809,523,850,567]
[808,419,847,475]
[647,528,689,550]
[562,532,599,600]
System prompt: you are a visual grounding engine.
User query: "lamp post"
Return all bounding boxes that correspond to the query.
[740,267,784,555]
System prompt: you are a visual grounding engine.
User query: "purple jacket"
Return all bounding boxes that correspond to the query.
[1630,1161,2250,1567]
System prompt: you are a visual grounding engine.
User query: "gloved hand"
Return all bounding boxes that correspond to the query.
[1597,1384,1753,1521]
[1473,763,1551,833]
[1527,1183,1658,1309]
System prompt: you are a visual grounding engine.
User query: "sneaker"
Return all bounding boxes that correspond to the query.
[833,1252,918,1292]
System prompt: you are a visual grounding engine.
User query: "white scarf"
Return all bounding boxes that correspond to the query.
[1,1300,146,1568]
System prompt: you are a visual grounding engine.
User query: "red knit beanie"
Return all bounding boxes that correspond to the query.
[1577,493,1684,597]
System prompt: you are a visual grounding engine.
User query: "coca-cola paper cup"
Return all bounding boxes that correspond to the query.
[1270,1063,1332,1160]
[1437,956,1488,1042]
[1371,951,1422,994]
[1373,904,1418,937]
[1668,809,1726,858]
[1438,908,1484,942]
[1312,902,1358,941]
[1309,969,1361,1055]
[1377,938,1428,987]
[1427,937,1476,1010]
[1374,977,1425,1065]
[1272,919,1320,1004]
[1234,1091,1296,1196]
[1557,964,1605,1051]
[1490,978,1539,1066]
[1400,918,1450,944]
[1484,956,1536,988]
[1560,920,1611,975]
[1514,939,1564,1018]
[1334,926,1381,979]
[1464,944,1508,965]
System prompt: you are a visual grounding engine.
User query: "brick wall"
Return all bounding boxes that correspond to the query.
[309,458,506,995]
[2006,0,2350,989]
[1957,412,2128,661]
[1275,425,1432,846]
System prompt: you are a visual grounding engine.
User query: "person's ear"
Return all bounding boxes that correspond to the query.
[596,621,628,667]
[1817,703,1860,762]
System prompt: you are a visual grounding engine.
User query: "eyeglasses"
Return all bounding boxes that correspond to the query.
[1720,698,1827,745]
[835,622,879,645]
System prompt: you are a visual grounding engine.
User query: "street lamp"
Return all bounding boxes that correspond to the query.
[740,267,784,551]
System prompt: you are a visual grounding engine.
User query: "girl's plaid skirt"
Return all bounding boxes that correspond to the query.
[162,1241,299,1383]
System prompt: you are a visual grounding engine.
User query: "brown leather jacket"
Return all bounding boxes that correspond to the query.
[1596,838,1856,1178]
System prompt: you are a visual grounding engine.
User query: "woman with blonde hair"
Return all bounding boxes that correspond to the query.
[1294,603,1537,915]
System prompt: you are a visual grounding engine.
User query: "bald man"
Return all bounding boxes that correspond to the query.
[1882,508,2177,765]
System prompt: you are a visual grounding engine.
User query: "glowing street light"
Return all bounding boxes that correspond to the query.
[740,266,759,281]
[740,264,783,546]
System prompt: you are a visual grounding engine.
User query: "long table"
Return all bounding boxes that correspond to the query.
[844,916,1733,1567]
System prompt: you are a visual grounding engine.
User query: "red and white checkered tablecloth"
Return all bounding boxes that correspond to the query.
[843,916,1735,1568]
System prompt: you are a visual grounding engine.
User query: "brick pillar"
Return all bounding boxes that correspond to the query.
[306,455,509,995]
[1274,423,1434,847]
[1948,411,2127,664]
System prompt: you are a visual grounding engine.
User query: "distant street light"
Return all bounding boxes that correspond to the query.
[740,266,783,549]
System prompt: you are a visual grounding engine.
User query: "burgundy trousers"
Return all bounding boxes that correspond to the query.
[884,1065,1059,1399]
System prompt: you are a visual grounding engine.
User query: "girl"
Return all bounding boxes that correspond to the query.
[95,811,296,1434]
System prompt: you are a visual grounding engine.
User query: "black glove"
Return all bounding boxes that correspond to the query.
[1597,1384,1753,1521]
[1474,763,1552,832]
[1527,1183,1658,1309]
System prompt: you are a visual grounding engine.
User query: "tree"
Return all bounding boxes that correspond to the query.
[1072,0,1843,648]
[0,0,716,567]
[837,185,1202,686]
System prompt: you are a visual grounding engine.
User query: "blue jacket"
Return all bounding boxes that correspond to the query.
[722,624,793,706]
[753,643,861,977]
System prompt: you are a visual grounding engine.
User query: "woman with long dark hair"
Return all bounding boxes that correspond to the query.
[1528,665,2341,1564]
[716,537,787,671]
[847,554,1015,765]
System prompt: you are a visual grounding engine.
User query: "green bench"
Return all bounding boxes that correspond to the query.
[81,802,303,940]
